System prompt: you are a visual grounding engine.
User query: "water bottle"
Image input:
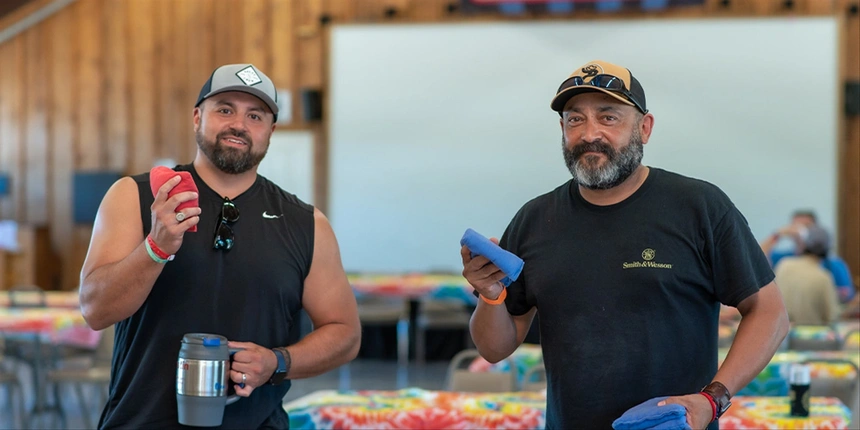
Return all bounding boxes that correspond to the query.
[789,363,810,417]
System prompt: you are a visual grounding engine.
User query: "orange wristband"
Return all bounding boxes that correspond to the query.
[480,287,507,305]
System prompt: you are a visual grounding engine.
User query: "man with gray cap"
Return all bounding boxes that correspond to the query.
[461,60,789,429]
[761,209,855,303]
[774,224,842,325]
[80,64,361,429]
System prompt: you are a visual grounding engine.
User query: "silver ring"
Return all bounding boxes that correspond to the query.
[241,372,246,383]
[175,212,186,222]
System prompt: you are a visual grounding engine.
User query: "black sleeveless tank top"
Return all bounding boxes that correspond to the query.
[98,163,314,429]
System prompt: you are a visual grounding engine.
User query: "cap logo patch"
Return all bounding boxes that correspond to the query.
[235,66,263,86]
[581,64,603,79]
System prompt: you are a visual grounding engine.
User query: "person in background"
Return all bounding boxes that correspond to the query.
[774,224,842,325]
[462,60,789,430]
[760,210,855,303]
[79,64,361,429]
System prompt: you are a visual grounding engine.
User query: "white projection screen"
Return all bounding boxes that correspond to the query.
[328,18,838,274]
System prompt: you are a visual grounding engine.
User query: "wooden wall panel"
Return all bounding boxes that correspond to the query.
[802,0,837,15]
[23,28,48,226]
[405,0,450,21]
[0,0,856,290]
[128,0,156,175]
[297,0,324,89]
[326,0,357,21]
[47,8,77,291]
[103,0,129,172]
[243,0,272,70]
[155,0,175,163]
[184,0,212,163]
[0,41,7,219]
[0,39,24,222]
[213,0,245,66]
[838,0,860,286]
[76,0,104,171]
[844,115,860,287]
[270,0,297,123]
[702,0,834,16]
[0,41,12,219]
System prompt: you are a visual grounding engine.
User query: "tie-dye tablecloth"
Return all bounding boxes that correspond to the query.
[471,344,860,395]
[720,322,860,349]
[283,389,546,429]
[283,391,849,430]
[791,325,841,342]
[718,349,859,396]
[470,345,859,397]
[834,320,859,349]
[0,291,79,308]
[846,331,860,349]
[789,321,859,344]
[720,396,852,429]
[469,344,543,388]
[0,307,98,348]
[349,273,476,304]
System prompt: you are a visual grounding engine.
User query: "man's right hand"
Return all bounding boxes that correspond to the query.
[461,237,507,300]
[149,175,201,255]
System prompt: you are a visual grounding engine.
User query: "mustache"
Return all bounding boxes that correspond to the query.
[569,140,615,160]
[216,128,252,146]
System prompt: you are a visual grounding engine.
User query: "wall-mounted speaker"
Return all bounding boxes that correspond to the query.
[73,171,123,224]
[301,88,323,122]
[846,81,860,116]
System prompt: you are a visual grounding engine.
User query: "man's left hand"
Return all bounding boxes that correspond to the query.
[227,341,279,397]
[658,393,713,430]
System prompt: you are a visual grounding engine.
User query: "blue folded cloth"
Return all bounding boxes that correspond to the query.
[612,396,690,430]
[459,228,524,286]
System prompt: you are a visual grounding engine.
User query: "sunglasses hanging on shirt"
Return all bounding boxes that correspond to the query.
[213,197,239,251]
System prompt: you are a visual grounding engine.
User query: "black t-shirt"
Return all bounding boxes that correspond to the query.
[98,164,314,429]
[500,167,773,430]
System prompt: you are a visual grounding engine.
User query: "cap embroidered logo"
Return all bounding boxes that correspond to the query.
[235,66,263,86]
[581,64,603,78]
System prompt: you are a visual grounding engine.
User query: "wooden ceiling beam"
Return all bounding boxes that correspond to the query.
[0,0,76,46]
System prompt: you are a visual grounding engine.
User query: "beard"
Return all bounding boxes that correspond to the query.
[196,127,268,175]
[562,130,644,190]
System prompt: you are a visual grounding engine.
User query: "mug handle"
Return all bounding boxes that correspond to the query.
[226,347,246,405]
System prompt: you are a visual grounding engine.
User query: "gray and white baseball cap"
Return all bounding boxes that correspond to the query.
[195,64,279,121]
[799,224,831,256]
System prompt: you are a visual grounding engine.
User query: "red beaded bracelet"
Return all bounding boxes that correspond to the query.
[147,235,173,261]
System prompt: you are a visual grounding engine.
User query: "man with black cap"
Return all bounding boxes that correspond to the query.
[80,64,361,428]
[774,224,842,325]
[462,60,789,429]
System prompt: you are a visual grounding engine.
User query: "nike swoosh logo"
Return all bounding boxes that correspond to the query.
[262,211,283,219]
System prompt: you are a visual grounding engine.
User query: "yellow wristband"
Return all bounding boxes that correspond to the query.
[480,286,507,305]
